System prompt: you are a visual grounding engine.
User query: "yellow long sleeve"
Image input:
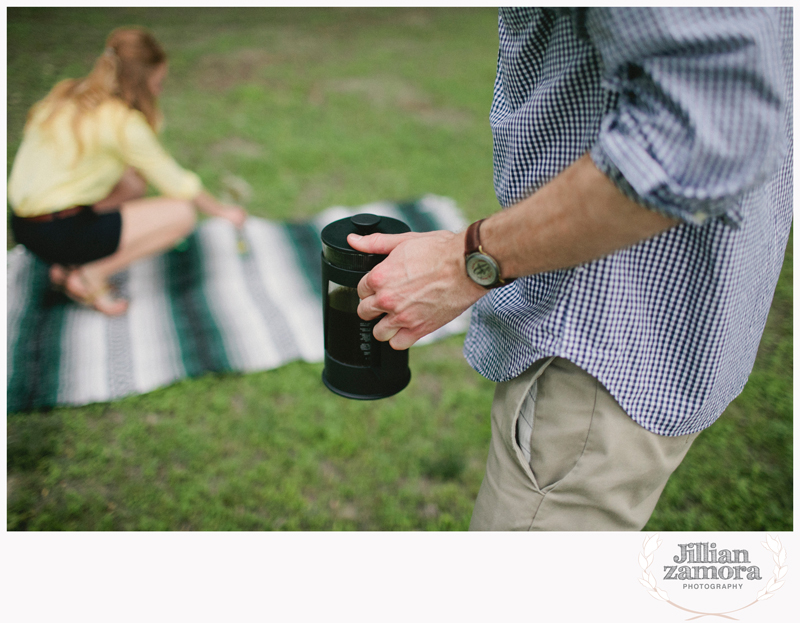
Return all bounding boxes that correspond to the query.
[8,98,202,217]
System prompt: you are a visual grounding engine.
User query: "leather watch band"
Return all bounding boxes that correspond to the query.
[464,218,514,288]
[465,219,483,255]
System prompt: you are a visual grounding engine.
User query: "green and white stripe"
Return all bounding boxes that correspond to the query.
[7,196,470,412]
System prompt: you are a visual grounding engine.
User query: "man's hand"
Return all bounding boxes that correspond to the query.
[348,230,487,350]
[346,154,679,352]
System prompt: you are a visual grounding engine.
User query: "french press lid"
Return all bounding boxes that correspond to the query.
[321,214,411,272]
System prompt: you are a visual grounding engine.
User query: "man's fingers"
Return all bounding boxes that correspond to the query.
[356,269,391,319]
[356,273,375,301]
[356,273,385,321]
[372,315,420,350]
[373,309,415,342]
[348,229,462,349]
[347,232,415,255]
[388,328,418,351]
[373,320,400,344]
[356,295,384,322]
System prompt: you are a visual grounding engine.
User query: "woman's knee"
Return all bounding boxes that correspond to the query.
[171,199,197,234]
[119,197,196,241]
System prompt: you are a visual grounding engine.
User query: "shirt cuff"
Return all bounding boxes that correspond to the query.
[589,143,742,228]
[169,170,203,200]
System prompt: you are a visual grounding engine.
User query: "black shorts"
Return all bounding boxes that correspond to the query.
[11,206,122,266]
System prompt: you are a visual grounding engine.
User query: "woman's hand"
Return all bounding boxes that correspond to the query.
[218,204,248,228]
[193,191,247,228]
[348,230,487,350]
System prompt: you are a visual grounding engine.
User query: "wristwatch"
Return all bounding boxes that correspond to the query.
[464,219,514,289]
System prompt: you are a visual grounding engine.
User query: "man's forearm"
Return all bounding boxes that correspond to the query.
[478,153,679,280]
[348,152,681,350]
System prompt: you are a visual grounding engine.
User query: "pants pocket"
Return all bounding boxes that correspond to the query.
[522,357,598,492]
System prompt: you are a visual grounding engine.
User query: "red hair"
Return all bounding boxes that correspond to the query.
[34,27,167,148]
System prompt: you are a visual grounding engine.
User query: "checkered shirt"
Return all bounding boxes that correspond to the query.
[463,7,793,436]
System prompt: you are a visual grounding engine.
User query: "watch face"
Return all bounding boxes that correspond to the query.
[466,253,499,287]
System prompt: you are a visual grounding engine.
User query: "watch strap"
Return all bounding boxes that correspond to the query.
[464,219,514,288]
[465,218,483,255]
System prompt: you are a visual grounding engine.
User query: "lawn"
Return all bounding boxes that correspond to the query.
[6,7,793,531]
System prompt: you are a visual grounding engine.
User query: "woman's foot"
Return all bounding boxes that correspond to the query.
[63,268,129,316]
[49,264,69,289]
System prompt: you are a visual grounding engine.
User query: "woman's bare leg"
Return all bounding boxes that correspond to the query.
[89,197,196,278]
[64,196,196,314]
[49,168,148,286]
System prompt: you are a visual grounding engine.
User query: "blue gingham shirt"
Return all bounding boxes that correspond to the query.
[463,7,793,436]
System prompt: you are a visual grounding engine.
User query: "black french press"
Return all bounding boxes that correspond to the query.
[321,213,411,399]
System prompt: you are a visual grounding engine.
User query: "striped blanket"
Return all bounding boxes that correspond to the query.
[7,195,470,412]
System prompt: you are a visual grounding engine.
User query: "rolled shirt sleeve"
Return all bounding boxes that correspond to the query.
[584,7,787,226]
[119,108,203,200]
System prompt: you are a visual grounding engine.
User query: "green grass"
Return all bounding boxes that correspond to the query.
[6,7,792,531]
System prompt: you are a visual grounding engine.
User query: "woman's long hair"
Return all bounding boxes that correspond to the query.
[34,27,167,146]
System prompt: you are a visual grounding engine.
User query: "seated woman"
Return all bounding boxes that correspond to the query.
[8,27,246,316]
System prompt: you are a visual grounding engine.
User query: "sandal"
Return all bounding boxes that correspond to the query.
[64,268,129,316]
[49,264,69,291]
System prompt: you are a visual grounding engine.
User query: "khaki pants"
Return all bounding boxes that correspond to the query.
[469,357,700,531]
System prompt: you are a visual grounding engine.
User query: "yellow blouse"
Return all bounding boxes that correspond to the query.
[8,97,202,217]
